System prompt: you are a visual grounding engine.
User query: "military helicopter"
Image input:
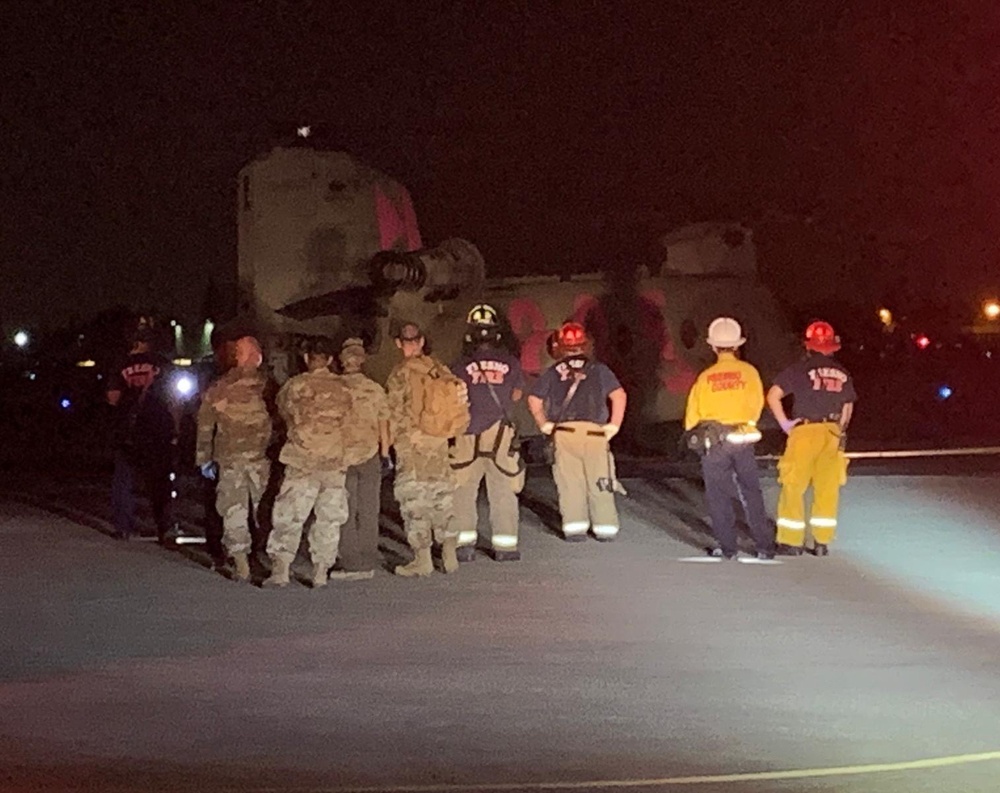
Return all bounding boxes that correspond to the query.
[235,144,797,447]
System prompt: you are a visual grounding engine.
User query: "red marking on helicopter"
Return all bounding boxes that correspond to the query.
[508,291,696,395]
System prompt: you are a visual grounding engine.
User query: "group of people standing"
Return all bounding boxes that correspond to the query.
[189,303,630,586]
[107,303,854,584]
[684,316,856,562]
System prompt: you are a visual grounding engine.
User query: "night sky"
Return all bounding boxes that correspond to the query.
[3,1,998,330]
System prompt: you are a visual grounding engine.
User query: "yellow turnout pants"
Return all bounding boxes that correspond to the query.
[776,422,849,547]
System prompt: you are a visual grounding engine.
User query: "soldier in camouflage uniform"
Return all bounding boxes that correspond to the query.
[332,337,389,580]
[386,322,465,577]
[195,336,274,582]
[264,337,353,589]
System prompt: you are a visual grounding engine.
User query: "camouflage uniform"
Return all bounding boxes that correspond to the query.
[386,354,458,551]
[268,369,352,568]
[195,367,273,556]
[339,371,389,572]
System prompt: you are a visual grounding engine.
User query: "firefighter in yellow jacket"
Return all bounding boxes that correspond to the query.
[684,317,774,561]
[766,320,856,556]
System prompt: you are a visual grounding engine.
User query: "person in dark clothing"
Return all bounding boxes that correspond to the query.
[106,327,178,544]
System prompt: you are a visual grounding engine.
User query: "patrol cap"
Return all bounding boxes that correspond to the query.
[395,322,424,342]
[340,336,366,360]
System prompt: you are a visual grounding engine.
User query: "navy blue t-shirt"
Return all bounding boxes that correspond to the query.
[530,356,621,424]
[452,348,525,435]
[773,353,856,422]
[107,352,175,451]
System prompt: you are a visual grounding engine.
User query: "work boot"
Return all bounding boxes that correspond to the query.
[231,551,251,582]
[311,563,328,589]
[812,543,829,557]
[441,537,460,574]
[394,547,433,577]
[456,545,477,563]
[776,543,802,557]
[262,557,290,588]
[489,548,521,562]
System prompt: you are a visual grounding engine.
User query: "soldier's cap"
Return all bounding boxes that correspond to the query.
[395,322,424,342]
[341,337,366,358]
[308,336,337,358]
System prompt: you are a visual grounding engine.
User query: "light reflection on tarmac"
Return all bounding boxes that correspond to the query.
[1,464,1000,792]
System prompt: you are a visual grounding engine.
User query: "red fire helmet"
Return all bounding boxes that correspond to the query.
[804,320,841,354]
[557,321,588,349]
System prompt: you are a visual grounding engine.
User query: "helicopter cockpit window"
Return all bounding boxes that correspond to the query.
[680,318,698,349]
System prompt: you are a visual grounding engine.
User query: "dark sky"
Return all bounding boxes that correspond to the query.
[2,1,999,329]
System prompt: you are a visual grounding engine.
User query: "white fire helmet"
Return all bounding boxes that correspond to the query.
[706,317,746,349]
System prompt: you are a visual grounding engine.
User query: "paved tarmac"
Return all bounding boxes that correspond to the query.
[2,471,1000,792]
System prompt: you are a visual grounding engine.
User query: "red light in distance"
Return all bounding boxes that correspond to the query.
[915,334,931,350]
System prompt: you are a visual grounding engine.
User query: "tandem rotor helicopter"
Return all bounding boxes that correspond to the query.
[234,140,797,448]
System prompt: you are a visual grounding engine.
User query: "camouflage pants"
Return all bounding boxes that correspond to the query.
[268,466,348,567]
[216,458,270,555]
[394,432,456,550]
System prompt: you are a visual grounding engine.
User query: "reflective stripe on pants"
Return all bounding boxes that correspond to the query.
[552,422,620,538]
[776,423,846,547]
[450,422,524,550]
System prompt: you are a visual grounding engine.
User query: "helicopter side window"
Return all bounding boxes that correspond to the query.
[680,318,698,349]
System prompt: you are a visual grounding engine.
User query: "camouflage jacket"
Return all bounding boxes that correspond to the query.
[386,354,445,439]
[195,367,274,466]
[277,368,353,472]
[341,372,389,467]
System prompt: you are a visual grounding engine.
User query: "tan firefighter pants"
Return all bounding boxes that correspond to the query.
[451,421,525,551]
[552,421,619,539]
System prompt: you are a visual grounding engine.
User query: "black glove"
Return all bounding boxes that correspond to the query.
[380,455,395,478]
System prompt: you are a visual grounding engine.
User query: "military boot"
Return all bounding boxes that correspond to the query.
[394,547,433,577]
[311,563,328,589]
[440,537,459,574]
[231,551,251,582]
[262,557,290,588]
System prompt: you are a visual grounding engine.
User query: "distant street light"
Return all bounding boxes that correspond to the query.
[877,307,893,327]
[13,330,29,348]
[984,300,1000,321]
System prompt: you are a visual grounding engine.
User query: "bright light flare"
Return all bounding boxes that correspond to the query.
[59,398,71,410]
[984,300,1000,321]
[13,330,29,348]
[173,373,196,398]
[938,385,953,400]
[878,307,893,326]
[915,334,931,350]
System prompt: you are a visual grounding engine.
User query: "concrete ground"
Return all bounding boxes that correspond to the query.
[2,470,1000,792]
